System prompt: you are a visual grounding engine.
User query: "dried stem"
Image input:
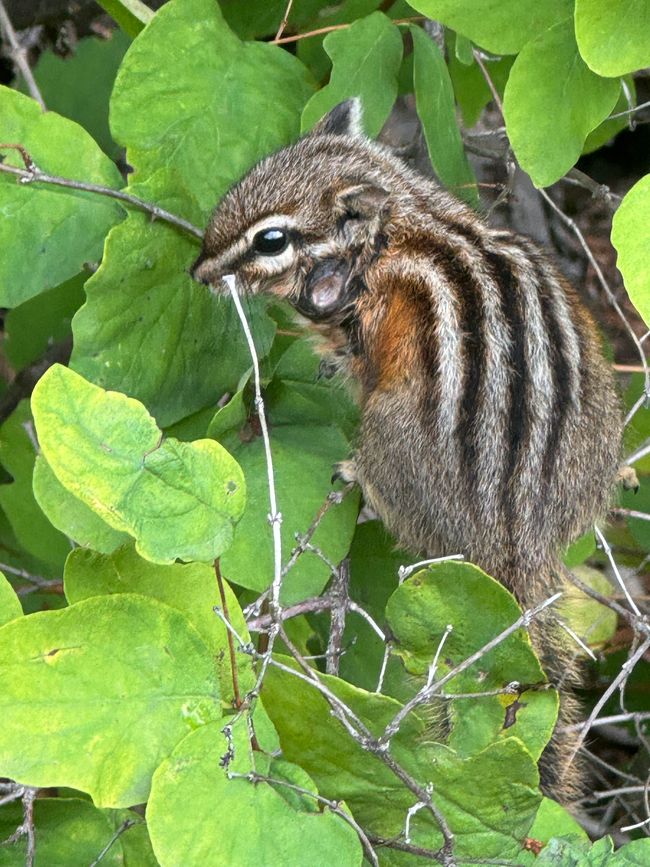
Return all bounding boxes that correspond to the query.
[214,558,242,708]
[565,638,650,770]
[271,16,425,45]
[0,1,45,110]
[89,819,136,867]
[221,274,283,691]
[274,0,294,41]
[326,559,349,675]
[0,144,203,240]
[379,591,563,747]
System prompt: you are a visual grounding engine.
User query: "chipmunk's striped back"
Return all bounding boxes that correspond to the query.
[193,99,624,801]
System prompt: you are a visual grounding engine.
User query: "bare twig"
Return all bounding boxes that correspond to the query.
[472,50,504,117]
[221,274,283,691]
[565,638,650,771]
[0,1,45,110]
[379,592,563,747]
[326,559,349,675]
[274,0,295,41]
[271,16,425,45]
[398,554,464,584]
[2,787,37,866]
[609,98,650,120]
[89,819,136,867]
[281,485,354,578]
[0,144,203,240]
[595,525,643,618]
[563,710,650,732]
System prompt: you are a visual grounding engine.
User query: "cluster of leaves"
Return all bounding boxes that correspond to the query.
[0,0,649,864]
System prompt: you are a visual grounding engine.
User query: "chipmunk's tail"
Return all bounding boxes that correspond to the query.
[503,560,587,805]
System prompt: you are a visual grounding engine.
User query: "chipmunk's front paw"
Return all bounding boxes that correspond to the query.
[618,465,640,493]
[332,459,358,485]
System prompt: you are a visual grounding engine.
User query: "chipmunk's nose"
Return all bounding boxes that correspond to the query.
[190,251,213,285]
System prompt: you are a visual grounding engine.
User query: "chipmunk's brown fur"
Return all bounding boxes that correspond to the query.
[193,100,624,802]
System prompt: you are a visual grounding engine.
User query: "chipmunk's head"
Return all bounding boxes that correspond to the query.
[191,99,393,321]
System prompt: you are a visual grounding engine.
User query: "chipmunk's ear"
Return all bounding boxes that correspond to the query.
[310,98,364,138]
[334,182,389,219]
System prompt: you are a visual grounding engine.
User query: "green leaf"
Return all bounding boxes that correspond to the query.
[503,19,620,187]
[64,545,255,705]
[25,32,130,158]
[0,798,127,867]
[386,562,558,760]
[517,800,588,864]
[147,722,363,867]
[263,660,541,859]
[295,0,386,83]
[583,78,636,154]
[0,571,22,627]
[537,835,650,864]
[110,0,315,223]
[265,338,359,438]
[563,530,597,568]
[0,401,71,571]
[576,0,650,77]
[32,365,245,564]
[559,565,618,652]
[447,42,513,127]
[339,521,415,696]
[70,214,276,427]
[0,87,123,306]
[612,174,650,328]
[33,455,130,554]
[220,426,359,604]
[3,273,84,372]
[301,12,403,136]
[0,594,221,806]
[96,0,154,37]
[411,26,478,205]
[407,0,573,54]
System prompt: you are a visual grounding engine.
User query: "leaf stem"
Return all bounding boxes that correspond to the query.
[214,558,242,709]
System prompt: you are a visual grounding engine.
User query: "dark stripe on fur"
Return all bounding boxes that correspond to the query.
[485,249,528,523]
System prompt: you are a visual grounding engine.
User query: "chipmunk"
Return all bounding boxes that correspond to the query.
[192,99,624,802]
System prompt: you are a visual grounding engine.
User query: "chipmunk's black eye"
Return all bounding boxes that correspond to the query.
[252,228,289,256]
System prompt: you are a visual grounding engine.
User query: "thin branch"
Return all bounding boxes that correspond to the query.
[563,710,650,732]
[221,274,283,691]
[274,0,294,41]
[565,638,650,770]
[89,819,136,867]
[609,98,650,120]
[229,771,379,867]
[561,167,622,207]
[281,485,354,579]
[378,592,563,748]
[0,1,45,110]
[326,559,349,676]
[398,554,464,584]
[594,525,643,618]
[472,50,504,117]
[0,144,203,240]
[246,596,333,632]
[271,16,425,45]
